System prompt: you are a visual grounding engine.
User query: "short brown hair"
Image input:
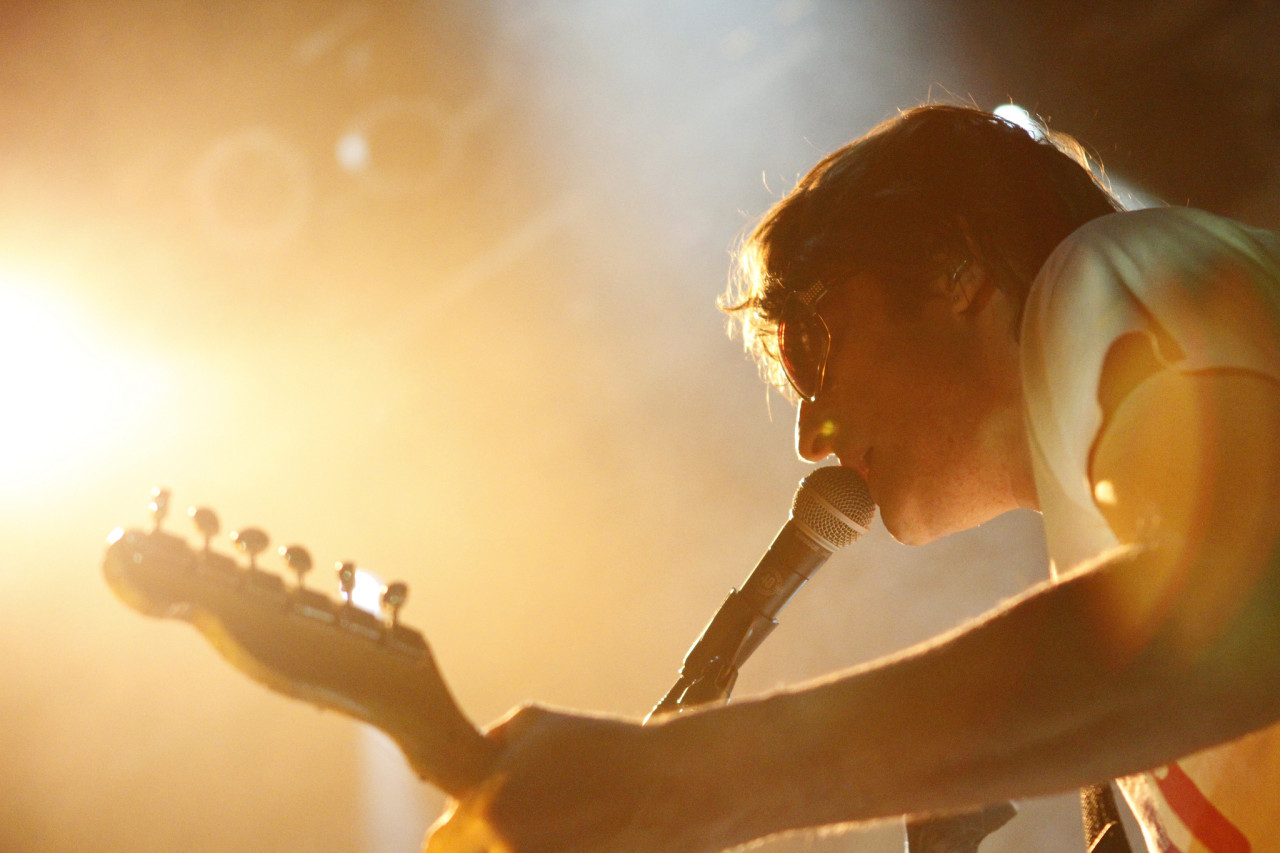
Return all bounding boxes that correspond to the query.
[723,104,1122,397]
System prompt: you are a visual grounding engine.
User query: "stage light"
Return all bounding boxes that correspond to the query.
[994,103,1045,140]
[0,270,165,495]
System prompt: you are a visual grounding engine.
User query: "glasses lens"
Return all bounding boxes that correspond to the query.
[778,299,830,400]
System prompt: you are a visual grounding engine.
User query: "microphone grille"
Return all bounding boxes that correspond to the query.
[791,466,876,552]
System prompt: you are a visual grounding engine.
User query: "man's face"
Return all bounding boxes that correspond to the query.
[793,271,1032,545]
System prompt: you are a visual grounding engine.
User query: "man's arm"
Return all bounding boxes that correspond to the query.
[428,369,1280,853]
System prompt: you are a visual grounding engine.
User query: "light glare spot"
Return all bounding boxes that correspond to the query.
[994,103,1045,140]
[352,568,386,615]
[336,131,370,171]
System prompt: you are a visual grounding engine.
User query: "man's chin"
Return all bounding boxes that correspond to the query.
[878,502,947,546]
[881,497,1007,545]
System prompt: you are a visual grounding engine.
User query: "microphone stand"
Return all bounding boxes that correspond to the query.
[648,578,1016,853]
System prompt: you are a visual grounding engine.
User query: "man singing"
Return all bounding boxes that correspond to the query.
[427,104,1280,853]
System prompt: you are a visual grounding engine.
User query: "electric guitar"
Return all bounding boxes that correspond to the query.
[102,488,499,799]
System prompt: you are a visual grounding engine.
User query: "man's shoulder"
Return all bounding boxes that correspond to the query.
[1028,207,1280,319]
[1042,207,1277,283]
[1048,206,1226,267]
[1060,205,1222,242]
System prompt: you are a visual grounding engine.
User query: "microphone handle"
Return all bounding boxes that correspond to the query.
[648,520,829,719]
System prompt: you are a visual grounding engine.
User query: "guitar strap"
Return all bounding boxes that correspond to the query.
[900,782,1135,853]
[1082,782,1133,853]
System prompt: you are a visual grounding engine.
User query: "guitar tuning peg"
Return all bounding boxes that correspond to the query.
[279,545,313,589]
[336,561,357,605]
[149,488,171,531]
[381,581,408,627]
[230,527,270,570]
[188,506,220,551]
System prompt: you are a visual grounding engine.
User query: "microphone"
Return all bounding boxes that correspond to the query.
[650,466,875,716]
[736,465,876,625]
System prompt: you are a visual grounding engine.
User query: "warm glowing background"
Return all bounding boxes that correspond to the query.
[4,3,1276,852]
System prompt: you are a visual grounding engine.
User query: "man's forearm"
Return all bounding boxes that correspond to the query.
[651,540,1280,844]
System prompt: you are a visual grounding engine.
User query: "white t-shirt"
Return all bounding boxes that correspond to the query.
[1021,206,1280,853]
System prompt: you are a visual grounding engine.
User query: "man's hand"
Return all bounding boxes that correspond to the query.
[425,705,710,853]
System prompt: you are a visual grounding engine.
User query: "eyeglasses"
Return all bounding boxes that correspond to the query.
[777,260,971,402]
[777,280,833,402]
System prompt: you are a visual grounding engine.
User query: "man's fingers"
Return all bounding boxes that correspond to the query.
[424,776,513,853]
[482,703,548,746]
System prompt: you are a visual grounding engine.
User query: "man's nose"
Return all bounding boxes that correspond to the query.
[795,398,837,462]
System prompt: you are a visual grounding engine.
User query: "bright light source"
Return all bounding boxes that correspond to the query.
[994,103,1045,140]
[0,271,166,492]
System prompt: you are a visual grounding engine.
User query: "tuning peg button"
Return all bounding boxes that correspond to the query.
[381,581,408,627]
[149,488,171,531]
[279,545,313,589]
[336,561,357,604]
[231,527,270,570]
[188,507,220,551]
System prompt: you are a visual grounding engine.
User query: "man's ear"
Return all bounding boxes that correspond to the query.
[947,220,994,315]
[949,260,996,315]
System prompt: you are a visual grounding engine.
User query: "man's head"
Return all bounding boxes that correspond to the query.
[725,104,1120,398]
[724,105,1121,542]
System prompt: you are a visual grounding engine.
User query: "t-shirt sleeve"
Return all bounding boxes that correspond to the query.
[1021,207,1280,543]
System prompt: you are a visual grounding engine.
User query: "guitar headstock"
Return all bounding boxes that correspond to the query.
[103,488,497,797]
